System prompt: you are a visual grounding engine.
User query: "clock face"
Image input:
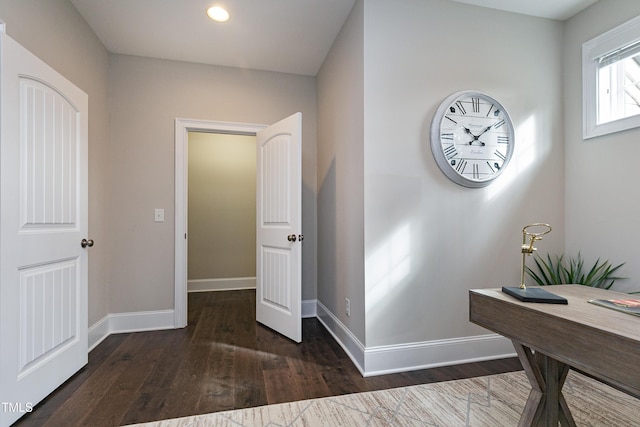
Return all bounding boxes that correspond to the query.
[430,91,515,188]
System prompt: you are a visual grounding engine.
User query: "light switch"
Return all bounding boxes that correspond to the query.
[154,208,164,222]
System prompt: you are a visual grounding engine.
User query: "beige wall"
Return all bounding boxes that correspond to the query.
[109,54,317,313]
[0,0,111,326]
[188,132,256,280]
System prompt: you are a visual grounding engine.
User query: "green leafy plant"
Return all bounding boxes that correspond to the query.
[525,253,626,290]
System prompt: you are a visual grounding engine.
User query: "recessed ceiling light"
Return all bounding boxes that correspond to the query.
[207,6,230,22]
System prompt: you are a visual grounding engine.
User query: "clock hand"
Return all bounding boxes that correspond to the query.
[461,124,474,135]
[467,134,486,146]
[477,118,505,137]
[459,125,477,145]
[478,126,491,136]
[460,125,485,146]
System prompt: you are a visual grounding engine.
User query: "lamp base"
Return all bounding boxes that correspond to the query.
[501,286,568,304]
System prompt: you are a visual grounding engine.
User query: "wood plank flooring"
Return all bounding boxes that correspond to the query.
[15,290,522,427]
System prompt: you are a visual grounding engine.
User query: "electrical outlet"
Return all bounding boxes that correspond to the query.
[345,298,351,317]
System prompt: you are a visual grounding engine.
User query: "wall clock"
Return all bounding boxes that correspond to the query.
[430,90,515,188]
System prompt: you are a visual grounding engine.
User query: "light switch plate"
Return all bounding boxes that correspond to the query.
[154,208,164,222]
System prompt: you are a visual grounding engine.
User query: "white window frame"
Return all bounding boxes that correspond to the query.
[583,15,640,139]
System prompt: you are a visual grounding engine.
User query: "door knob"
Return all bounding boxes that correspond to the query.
[81,238,94,248]
[298,234,304,241]
[287,234,297,242]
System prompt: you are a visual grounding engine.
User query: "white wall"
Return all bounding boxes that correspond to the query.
[564,0,640,294]
[108,54,318,313]
[361,0,565,348]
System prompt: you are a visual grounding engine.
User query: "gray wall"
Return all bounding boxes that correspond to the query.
[6,0,640,366]
[108,54,318,312]
[0,0,111,326]
[564,0,640,294]
[0,0,317,322]
[188,132,256,280]
[363,0,565,347]
[317,0,366,343]
[317,0,566,349]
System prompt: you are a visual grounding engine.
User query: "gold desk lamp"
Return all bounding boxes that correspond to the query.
[502,223,568,304]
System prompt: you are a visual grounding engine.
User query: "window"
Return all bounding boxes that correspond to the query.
[583,15,640,139]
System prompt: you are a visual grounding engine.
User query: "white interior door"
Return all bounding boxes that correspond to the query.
[0,31,89,427]
[256,112,302,343]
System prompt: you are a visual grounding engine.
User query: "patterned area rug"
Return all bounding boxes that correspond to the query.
[126,370,639,426]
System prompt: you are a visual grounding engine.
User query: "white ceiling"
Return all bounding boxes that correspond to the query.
[69,0,599,77]
[449,0,599,21]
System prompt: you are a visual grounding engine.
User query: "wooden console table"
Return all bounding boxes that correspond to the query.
[469,285,640,427]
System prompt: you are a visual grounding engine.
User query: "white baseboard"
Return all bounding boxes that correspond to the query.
[316,300,366,374]
[315,300,515,377]
[363,334,515,377]
[302,298,317,318]
[88,315,110,351]
[188,277,256,292]
[88,309,175,351]
[88,299,515,378]
[88,298,315,352]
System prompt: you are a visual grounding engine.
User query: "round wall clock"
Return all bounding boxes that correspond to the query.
[430,90,515,188]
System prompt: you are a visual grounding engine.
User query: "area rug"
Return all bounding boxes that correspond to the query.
[126,370,639,426]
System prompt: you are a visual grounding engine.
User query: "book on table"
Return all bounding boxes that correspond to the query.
[588,298,640,316]
[501,286,568,304]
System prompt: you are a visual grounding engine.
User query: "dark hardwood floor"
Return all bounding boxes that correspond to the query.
[15,290,521,426]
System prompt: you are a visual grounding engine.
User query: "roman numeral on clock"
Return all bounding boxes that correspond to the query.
[497,135,509,144]
[494,150,506,161]
[494,119,505,129]
[472,163,480,179]
[455,101,467,115]
[443,144,457,159]
[456,159,467,173]
[441,133,454,140]
[472,98,480,113]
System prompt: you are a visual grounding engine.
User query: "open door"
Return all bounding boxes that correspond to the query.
[256,112,302,343]
[0,31,89,426]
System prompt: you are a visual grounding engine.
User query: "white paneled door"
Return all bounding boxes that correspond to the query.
[0,31,89,426]
[256,113,302,343]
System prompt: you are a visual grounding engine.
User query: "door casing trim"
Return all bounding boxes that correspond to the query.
[174,118,266,327]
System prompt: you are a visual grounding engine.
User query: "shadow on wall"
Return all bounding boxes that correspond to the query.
[317,159,337,306]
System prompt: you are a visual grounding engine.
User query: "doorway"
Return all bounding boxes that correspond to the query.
[175,114,303,342]
[174,119,266,328]
[187,132,256,293]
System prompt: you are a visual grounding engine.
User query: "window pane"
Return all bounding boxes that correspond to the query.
[598,53,640,124]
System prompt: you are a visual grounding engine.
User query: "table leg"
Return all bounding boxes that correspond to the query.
[512,341,576,427]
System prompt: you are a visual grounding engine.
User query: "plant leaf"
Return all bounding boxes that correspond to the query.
[525,252,630,292]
